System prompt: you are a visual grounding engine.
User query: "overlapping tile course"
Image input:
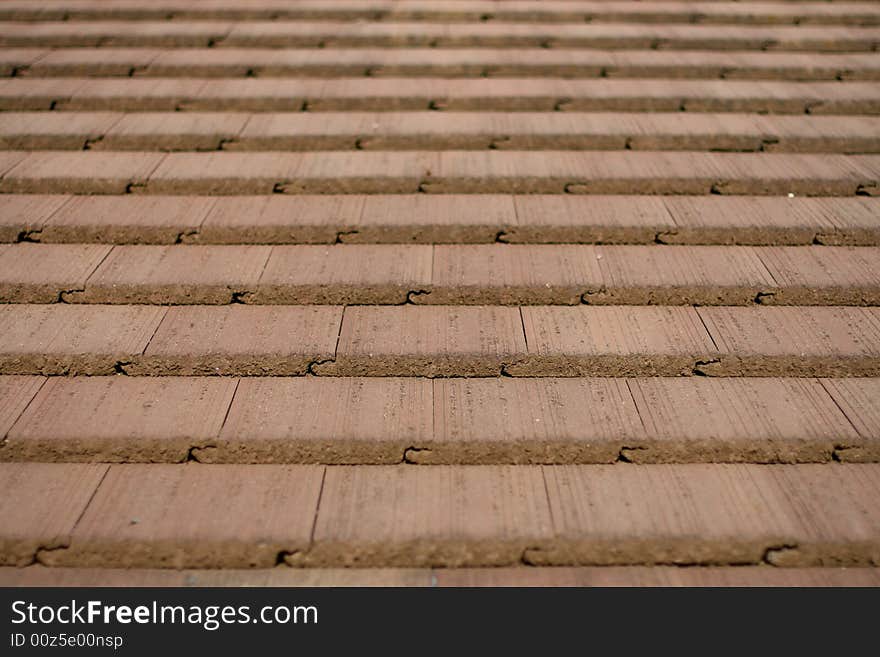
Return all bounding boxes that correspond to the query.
[3,111,880,152]
[13,48,880,81]
[4,21,880,51]
[5,194,879,246]
[2,150,878,195]
[3,375,874,464]
[4,243,880,305]
[0,0,878,585]
[5,78,880,114]
[2,1,880,25]
[2,462,879,568]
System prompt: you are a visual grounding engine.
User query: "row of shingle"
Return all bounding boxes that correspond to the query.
[4,111,879,153]
[1,150,878,195]
[2,21,880,51]
[3,462,879,568]
[8,48,880,80]
[5,78,879,113]
[3,0,880,25]
[1,304,879,377]
[4,195,877,246]
[0,375,876,463]
[2,243,879,305]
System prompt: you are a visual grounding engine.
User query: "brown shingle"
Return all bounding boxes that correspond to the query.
[697,306,880,375]
[101,49,880,82]
[0,111,121,150]
[592,244,775,304]
[540,464,880,566]
[514,306,717,376]
[357,194,515,243]
[0,304,166,375]
[71,244,272,304]
[0,194,69,242]
[662,196,836,245]
[217,377,432,463]
[144,152,301,194]
[136,305,342,375]
[253,245,432,304]
[429,244,603,304]
[305,465,554,567]
[198,195,364,244]
[24,47,161,77]
[626,377,861,463]
[325,305,527,377]
[1,151,165,194]
[6,78,878,115]
[755,246,880,304]
[61,78,208,111]
[432,378,642,464]
[0,20,232,48]
[39,195,215,244]
[5,377,237,462]
[0,243,111,302]
[53,464,323,568]
[0,375,44,439]
[0,463,108,566]
[96,112,249,151]
[819,378,880,461]
[511,195,674,244]
[3,2,880,26]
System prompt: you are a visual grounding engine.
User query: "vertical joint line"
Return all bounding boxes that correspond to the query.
[308,467,328,546]
[539,465,555,538]
[518,306,529,351]
[817,379,864,440]
[694,307,719,352]
[141,307,171,356]
[623,378,650,436]
[69,465,111,535]
[218,378,242,437]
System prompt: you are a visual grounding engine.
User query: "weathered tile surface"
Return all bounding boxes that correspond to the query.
[136,305,343,376]
[0,463,108,566]
[514,306,718,376]
[0,304,166,375]
[39,195,215,244]
[325,306,527,377]
[53,464,323,568]
[0,243,111,302]
[217,377,432,463]
[253,245,432,304]
[5,377,237,462]
[306,465,554,567]
[72,245,271,304]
